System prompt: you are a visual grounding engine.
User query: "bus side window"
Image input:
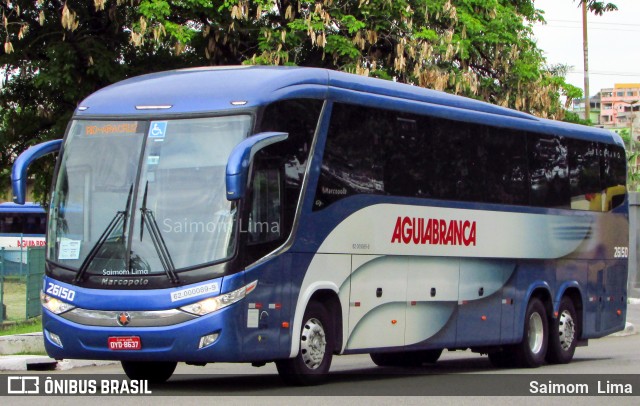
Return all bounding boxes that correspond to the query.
[528,134,570,209]
[314,103,385,209]
[568,140,601,211]
[247,164,282,245]
[482,127,529,206]
[601,143,627,211]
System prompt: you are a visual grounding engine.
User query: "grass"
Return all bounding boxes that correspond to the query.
[0,316,42,336]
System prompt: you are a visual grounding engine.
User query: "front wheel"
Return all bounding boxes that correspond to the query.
[120,361,177,383]
[276,301,334,385]
[546,297,578,364]
[514,298,548,368]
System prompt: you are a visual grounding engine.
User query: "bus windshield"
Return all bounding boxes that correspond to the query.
[48,116,252,278]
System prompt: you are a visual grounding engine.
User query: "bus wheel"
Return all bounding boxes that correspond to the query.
[515,298,548,368]
[546,297,578,364]
[370,349,442,367]
[276,302,334,386]
[120,361,177,383]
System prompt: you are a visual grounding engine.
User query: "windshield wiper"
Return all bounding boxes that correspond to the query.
[139,181,179,284]
[74,184,133,283]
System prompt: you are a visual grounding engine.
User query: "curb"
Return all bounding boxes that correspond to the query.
[0,355,117,371]
[0,333,117,371]
[610,322,637,337]
[0,332,46,355]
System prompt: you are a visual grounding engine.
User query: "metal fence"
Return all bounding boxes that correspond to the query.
[0,247,45,323]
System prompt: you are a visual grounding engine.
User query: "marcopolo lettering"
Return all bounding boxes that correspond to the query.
[390,216,477,246]
[101,278,150,286]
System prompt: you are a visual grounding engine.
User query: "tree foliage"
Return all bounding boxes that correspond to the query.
[0,0,617,202]
[579,0,617,15]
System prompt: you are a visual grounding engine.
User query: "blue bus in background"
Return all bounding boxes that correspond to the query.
[0,202,46,275]
[12,67,628,385]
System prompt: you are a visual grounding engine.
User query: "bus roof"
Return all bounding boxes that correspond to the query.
[75,66,621,146]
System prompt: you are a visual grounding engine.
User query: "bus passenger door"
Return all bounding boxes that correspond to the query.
[346,255,407,350]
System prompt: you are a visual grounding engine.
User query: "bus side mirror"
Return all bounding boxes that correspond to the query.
[12,139,63,204]
[225,132,288,200]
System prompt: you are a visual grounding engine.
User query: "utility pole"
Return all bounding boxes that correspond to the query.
[582,1,591,122]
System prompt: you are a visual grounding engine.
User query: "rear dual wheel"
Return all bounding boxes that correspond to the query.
[547,297,578,364]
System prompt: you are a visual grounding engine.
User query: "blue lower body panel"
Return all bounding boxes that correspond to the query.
[42,304,251,363]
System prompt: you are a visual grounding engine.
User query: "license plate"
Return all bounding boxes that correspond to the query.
[108,336,141,350]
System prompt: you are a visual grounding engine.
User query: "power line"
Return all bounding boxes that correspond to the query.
[545,19,640,27]
[539,24,640,33]
[567,70,640,77]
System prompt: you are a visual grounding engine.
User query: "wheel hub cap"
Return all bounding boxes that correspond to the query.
[558,310,575,351]
[300,317,326,369]
[528,312,544,354]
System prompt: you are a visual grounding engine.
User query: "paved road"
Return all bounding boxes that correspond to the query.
[3,305,640,403]
[25,306,639,396]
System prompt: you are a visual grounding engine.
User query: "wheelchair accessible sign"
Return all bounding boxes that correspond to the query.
[149,121,167,138]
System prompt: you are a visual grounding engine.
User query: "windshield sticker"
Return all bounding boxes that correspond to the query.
[149,121,167,138]
[147,156,160,165]
[170,282,220,302]
[58,239,81,260]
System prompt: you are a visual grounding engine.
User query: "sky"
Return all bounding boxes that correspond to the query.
[532,0,640,98]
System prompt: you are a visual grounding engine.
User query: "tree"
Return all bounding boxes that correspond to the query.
[125,0,577,117]
[579,0,617,15]
[0,1,617,202]
[0,1,202,201]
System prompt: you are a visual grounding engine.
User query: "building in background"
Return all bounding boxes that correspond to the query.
[572,84,640,139]
[571,94,602,124]
[600,84,640,131]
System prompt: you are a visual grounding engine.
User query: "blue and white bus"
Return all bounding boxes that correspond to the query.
[0,202,46,275]
[12,67,628,385]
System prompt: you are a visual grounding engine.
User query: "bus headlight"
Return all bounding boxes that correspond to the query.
[179,280,257,316]
[41,292,76,315]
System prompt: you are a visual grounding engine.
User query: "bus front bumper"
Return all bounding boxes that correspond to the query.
[41,305,248,363]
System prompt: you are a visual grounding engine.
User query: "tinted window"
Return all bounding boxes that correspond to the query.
[314,103,385,210]
[430,121,478,201]
[314,102,624,212]
[245,99,322,263]
[528,135,570,209]
[569,140,601,211]
[257,99,323,230]
[601,144,627,210]
[482,128,529,205]
[316,103,528,208]
[0,213,47,234]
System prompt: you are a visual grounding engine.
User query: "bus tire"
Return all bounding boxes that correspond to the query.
[515,298,548,368]
[370,349,442,367]
[546,296,578,364]
[276,301,333,386]
[120,361,177,383]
